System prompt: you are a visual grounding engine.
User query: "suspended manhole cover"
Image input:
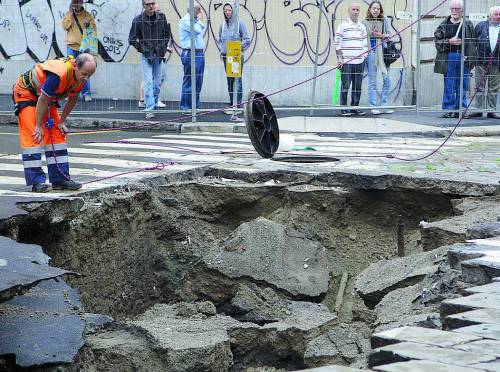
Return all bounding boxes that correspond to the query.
[244,90,280,159]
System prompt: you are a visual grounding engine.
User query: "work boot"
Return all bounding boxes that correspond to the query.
[32,183,49,193]
[52,180,82,191]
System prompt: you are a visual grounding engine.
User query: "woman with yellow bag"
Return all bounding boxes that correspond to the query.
[62,0,97,102]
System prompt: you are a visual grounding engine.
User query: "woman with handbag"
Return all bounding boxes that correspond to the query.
[62,0,97,102]
[363,1,393,115]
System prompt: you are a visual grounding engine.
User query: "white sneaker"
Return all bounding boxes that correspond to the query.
[138,100,145,108]
[83,95,92,102]
[156,101,166,108]
[384,109,394,114]
[223,109,233,115]
[371,109,381,115]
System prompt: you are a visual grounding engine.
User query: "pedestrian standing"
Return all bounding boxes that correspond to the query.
[470,6,500,119]
[334,2,369,116]
[62,0,97,102]
[179,2,206,111]
[363,1,394,115]
[129,0,172,119]
[138,2,172,109]
[434,0,475,118]
[12,54,97,192]
[218,3,250,117]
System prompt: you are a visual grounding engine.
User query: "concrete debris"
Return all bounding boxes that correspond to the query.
[304,322,371,368]
[421,196,500,251]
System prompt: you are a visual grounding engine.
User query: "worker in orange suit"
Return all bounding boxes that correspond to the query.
[12,53,97,192]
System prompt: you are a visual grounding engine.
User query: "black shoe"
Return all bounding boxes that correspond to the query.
[487,113,500,119]
[341,110,352,116]
[52,180,82,191]
[469,112,483,118]
[351,109,366,116]
[441,112,453,118]
[32,183,49,193]
[453,112,460,118]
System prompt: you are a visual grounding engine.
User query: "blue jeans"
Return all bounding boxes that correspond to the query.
[141,55,162,111]
[180,50,205,110]
[67,48,90,97]
[222,55,243,107]
[443,52,470,110]
[366,52,391,106]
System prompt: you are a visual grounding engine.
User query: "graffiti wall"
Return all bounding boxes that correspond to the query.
[0,0,413,66]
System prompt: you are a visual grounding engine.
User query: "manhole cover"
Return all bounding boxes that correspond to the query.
[244,91,280,159]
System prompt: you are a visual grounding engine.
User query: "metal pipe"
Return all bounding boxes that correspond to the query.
[309,0,324,116]
[415,0,422,117]
[397,214,405,257]
[189,0,197,123]
[232,0,240,120]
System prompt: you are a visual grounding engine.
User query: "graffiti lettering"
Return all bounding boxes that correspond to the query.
[25,10,42,32]
[0,19,10,31]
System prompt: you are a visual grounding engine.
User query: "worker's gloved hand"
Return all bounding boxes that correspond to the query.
[33,125,44,144]
[58,122,68,136]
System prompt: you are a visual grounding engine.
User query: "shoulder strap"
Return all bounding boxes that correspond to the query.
[72,10,84,35]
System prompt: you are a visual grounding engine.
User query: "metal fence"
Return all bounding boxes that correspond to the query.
[0,0,497,121]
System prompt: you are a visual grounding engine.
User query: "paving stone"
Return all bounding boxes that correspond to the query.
[470,361,500,372]
[453,324,500,341]
[454,339,500,357]
[441,293,500,317]
[371,326,481,349]
[444,309,500,330]
[465,282,500,295]
[373,360,485,371]
[369,341,496,368]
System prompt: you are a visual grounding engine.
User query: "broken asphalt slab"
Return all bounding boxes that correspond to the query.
[0,236,74,302]
[0,279,85,368]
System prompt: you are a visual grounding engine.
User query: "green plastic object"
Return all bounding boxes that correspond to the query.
[332,69,341,105]
[291,146,316,151]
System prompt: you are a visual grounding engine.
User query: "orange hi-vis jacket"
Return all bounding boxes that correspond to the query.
[13,57,84,104]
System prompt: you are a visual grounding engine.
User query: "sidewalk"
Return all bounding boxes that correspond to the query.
[0,102,498,137]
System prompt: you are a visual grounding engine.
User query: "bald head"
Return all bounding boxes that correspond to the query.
[491,6,500,25]
[349,2,361,22]
[74,53,96,84]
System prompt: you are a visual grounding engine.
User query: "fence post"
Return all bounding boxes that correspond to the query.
[309,0,324,116]
[189,0,197,123]
[459,0,467,119]
[415,0,422,117]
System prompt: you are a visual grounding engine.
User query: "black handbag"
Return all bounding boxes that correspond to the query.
[383,41,400,66]
[382,18,400,66]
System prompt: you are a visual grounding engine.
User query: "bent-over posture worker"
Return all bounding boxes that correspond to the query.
[12,53,97,192]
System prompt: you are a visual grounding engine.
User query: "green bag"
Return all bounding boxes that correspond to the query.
[332,69,341,105]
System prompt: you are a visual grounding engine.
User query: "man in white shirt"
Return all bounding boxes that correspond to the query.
[334,2,369,116]
[471,6,500,118]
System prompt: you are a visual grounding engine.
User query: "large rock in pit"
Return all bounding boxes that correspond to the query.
[182,218,330,303]
[354,246,448,307]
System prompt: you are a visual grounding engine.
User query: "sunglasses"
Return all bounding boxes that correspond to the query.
[144,2,155,6]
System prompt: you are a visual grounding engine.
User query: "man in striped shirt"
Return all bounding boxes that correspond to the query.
[334,3,369,116]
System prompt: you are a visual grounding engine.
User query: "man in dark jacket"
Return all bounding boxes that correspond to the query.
[434,0,475,118]
[470,6,499,119]
[129,0,172,119]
